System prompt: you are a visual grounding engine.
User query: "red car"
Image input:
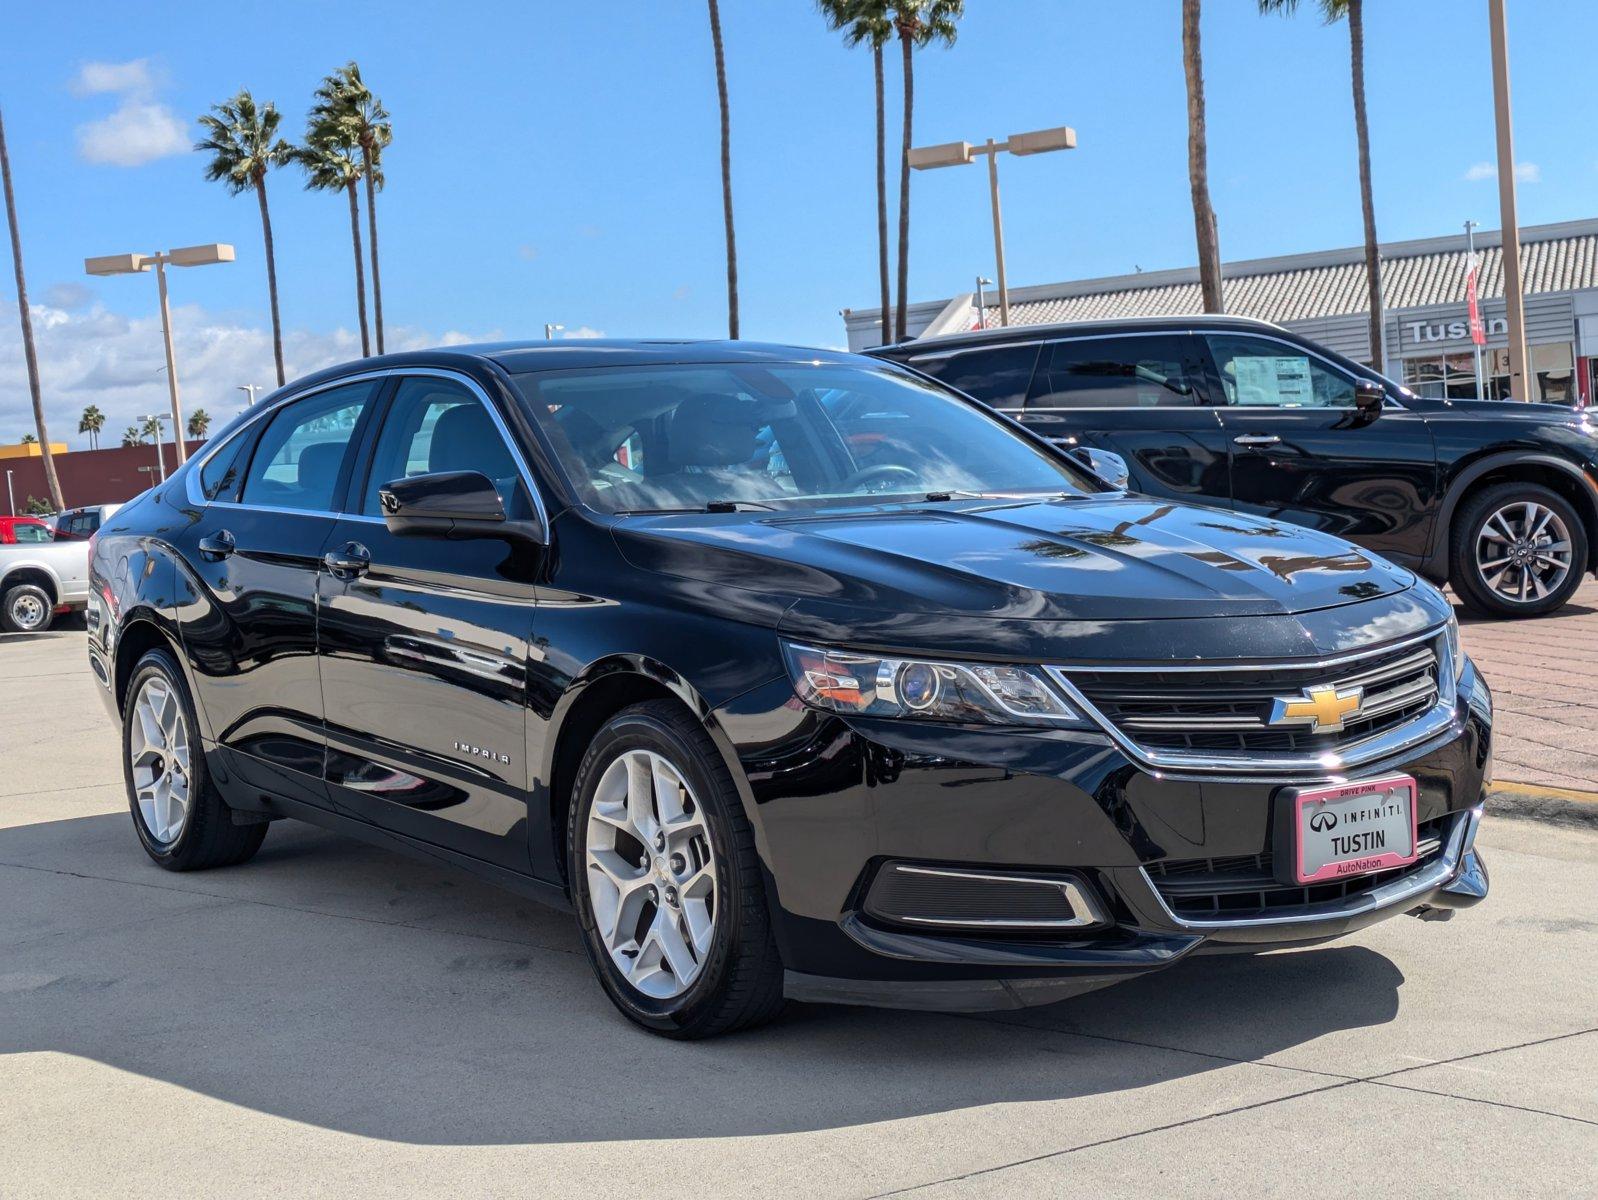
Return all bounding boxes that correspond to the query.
[0,516,53,545]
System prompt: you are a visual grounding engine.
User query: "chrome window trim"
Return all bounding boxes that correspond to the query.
[1043,627,1457,776]
[183,366,550,537]
[1140,804,1482,930]
[870,864,1109,930]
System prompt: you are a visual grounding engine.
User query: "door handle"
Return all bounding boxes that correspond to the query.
[323,542,371,579]
[197,530,235,560]
[1232,433,1281,448]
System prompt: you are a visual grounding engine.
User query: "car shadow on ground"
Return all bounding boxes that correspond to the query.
[0,812,1403,1146]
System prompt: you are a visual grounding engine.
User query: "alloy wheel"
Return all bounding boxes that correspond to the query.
[9,592,46,630]
[584,748,718,999]
[1475,500,1573,605]
[129,676,192,844]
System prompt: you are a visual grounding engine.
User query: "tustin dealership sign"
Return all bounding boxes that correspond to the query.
[1406,315,1509,344]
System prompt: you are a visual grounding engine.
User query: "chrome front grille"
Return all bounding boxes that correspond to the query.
[1048,630,1453,773]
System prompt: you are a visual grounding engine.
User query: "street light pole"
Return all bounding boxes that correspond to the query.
[974,276,992,329]
[140,413,168,483]
[544,324,564,341]
[86,243,234,461]
[237,384,262,407]
[5,469,13,516]
[910,126,1077,329]
[1488,0,1530,402]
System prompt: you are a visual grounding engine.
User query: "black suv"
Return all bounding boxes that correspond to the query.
[872,316,1598,618]
[90,341,1490,1038]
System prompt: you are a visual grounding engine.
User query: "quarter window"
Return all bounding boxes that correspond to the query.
[239,382,374,512]
[1205,334,1357,409]
[12,522,50,543]
[1030,336,1198,409]
[199,433,252,502]
[915,345,1040,408]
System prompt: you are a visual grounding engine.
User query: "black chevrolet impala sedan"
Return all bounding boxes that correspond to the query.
[88,341,1491,1037]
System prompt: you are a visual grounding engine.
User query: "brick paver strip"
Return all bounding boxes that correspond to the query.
[1459,577,1598,797]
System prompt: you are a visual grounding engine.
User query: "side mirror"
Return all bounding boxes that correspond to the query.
[1354,380,1386,416]
[378,470,513,539]
[1071,447,1131,491]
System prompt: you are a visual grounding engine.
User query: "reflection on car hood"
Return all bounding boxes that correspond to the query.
[613,496,1414,624]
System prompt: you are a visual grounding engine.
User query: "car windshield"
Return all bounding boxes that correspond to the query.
[510,360,1095,513]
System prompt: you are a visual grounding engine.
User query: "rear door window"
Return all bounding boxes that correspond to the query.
[240,381,375,513]
[1029,336,1200,409]
[911,344,1041,409]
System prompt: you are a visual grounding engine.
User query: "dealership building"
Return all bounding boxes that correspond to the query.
[842,217,1598,405]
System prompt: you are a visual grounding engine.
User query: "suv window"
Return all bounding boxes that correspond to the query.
[240,382,374,512]
[360,377,532,518]
[1029,336,1198,409]
[915,344,1040,408]
[1205,334,1357,408]
[12,522,51,543]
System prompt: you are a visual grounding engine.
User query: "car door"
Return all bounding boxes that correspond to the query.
[315,371,544,870]
[175,377,378,807]
[1017,333,1232,506]
[1203,331,1439,561]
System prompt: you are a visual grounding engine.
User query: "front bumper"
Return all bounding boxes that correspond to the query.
[723,659,1493,1011]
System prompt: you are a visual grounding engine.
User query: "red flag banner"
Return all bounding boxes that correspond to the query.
[1466,257,1486,346]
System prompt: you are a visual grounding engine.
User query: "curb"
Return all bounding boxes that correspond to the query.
[1488,782,1598,830]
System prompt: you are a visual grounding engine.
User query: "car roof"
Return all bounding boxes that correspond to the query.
[869,313,1288,357]
[269,340,872,401]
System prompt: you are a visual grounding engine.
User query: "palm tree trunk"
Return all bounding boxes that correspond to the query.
[255,174,286,386]
[362,141,385,355]
[895,28,914,343]
[0,109,63,510]
[874,43,890,347]
[1182,0,1223,314]
[346,179,371,357]
[708,0,739,338]
[1348,0,1383,371]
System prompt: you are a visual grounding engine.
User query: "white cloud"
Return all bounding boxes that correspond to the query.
[71,58,187,167]
[561,326,606,339]
[1463,160,1540,183]
[516,244,538,262]
[71,58,161,96]
[0,297,496,449]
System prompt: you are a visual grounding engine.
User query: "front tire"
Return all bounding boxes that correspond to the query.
[2,582,54,633]
[123,648,267,871]
[1449,482,1587,618]
[568,700,785,1038]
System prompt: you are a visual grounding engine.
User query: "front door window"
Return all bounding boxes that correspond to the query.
[1205,334,1358,409]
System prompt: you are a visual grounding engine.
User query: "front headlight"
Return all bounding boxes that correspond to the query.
[781,640,1085,726]
[1443,612,1467,684]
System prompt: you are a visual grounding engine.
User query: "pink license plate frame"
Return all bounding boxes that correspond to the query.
[1291,773,1419,885]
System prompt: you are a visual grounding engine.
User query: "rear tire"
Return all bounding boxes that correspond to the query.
[568,700,785,1038]
[1449,482,1587,619]
[2,582,54,633]
[123,648,267,871]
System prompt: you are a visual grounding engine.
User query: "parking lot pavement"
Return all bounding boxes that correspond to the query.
[3,631,1597,1199]
[1456,577,1598,794]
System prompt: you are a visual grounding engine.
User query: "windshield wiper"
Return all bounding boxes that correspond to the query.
[920,490,992,502]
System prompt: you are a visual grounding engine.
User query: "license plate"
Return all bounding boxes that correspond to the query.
[1284,774,1418,885]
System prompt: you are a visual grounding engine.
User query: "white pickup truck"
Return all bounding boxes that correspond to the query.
[0,536,90,632]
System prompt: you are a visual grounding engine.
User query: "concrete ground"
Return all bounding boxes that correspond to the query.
[3,621,1597,1198]
[1458,577,1598,794]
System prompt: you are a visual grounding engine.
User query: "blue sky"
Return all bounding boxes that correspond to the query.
[1,0,1592,441]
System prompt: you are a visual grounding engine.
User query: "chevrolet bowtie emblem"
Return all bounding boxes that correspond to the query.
[1268,684,1365,734]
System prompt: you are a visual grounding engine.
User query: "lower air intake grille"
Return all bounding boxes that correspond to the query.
[863,863,1108,930]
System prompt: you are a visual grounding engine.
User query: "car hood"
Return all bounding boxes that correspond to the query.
[613,496,1415,630]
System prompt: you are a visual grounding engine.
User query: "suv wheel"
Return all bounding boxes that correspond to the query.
[1450,482,1588,618]
[568,700,784,1038]
[123,648,268,870]
[2,582,53,633]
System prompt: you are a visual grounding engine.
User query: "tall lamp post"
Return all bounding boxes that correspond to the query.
[909,126,1077,328]
[85,243,235,462]
[544,323,564,341]
[237,384,264,407]
[1487,0,1529,401]
[139,413,171,483]
[5,469,13,516]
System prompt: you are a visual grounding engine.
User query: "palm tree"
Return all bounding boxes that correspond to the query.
[79,404,105,450]
[1182,0,1223,313]
[141,416,163,446]
[187,409,211,440]
[20,432,37,444]
[196,91,295,386]
[297,117,372,356]
[0,108,64,509]
[889,0,963,342]
[121,426,143,448]
[310,64,391,353]
[706,0,738,338]
[819,0,894,347]
[1259,0,1382,370]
